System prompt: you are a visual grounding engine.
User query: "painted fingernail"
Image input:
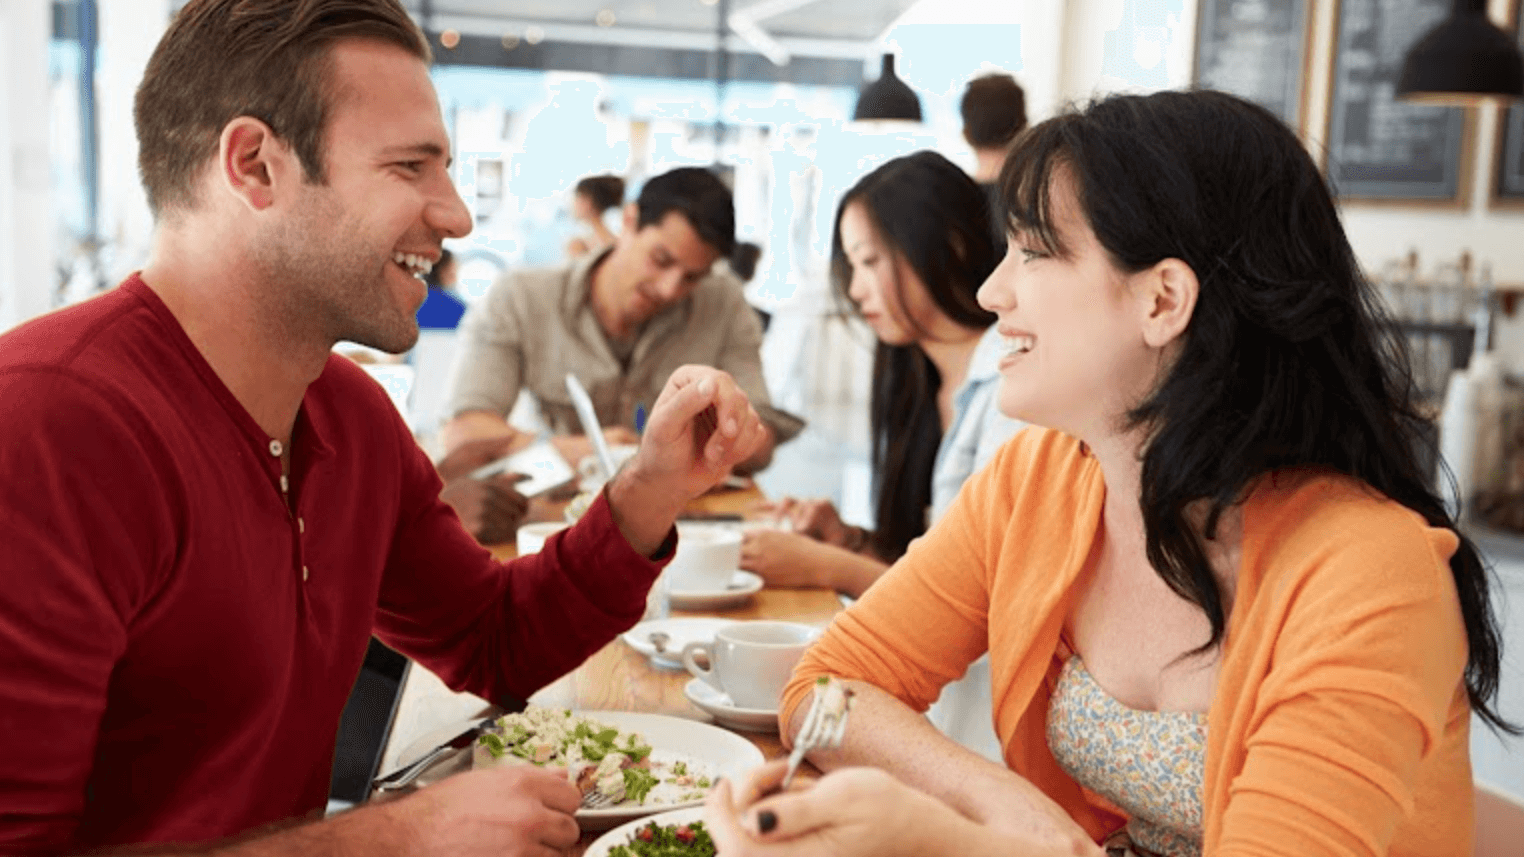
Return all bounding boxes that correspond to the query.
[757,810,777,833]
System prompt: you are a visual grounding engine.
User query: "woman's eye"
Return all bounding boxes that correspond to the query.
[1019,247,1043,262]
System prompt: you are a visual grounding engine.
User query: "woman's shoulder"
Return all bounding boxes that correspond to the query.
[963,426,1102,514]
[1242,468,1459,598]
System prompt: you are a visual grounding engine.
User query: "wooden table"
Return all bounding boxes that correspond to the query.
[379,481,843,854]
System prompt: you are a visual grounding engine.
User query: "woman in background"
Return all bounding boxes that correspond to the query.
[741,151,1022,601]
[710,89,1512,857]
[565,174,624,258]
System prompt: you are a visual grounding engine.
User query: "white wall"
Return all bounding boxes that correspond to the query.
[0,0,54,331]
[96,0,167,286]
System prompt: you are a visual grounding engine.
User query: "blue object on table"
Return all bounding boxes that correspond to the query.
[416,289,465,329]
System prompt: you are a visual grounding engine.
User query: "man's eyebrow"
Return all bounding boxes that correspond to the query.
[379,142,447,160]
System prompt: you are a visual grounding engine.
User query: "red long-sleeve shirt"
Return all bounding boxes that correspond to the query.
[0,275,664,853]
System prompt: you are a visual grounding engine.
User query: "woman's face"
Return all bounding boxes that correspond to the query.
[976,170,1164,440]
[838,201,939,347]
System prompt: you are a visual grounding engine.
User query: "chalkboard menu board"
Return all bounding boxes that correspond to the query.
[1326,0,1470,203]
[1193,0,1308,132]
[1498,4,1524,202]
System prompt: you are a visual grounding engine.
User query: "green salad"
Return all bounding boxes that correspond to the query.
[608,819,716,857]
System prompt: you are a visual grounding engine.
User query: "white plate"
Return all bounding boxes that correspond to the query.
[683,678,779,733]
[584,806,709,857]
[668,571,763,611]
[622,617,737,668]
[391,711,762,832]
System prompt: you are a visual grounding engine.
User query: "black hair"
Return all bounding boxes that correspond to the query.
[575,174,625,212]
[730,241,763,282]
[998,88,1514,734]
[961,73,1028,150]
[830,151,997,560]
[635,167,736,257]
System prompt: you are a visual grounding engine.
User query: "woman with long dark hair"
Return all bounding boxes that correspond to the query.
[741,150,1022,599]
[708,89,1513,857]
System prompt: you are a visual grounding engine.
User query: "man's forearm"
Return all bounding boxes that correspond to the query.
[74,798,417,857]
[605,468,687,558]
[439,411,519,456]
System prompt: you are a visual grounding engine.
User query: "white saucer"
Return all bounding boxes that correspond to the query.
[683,678,779,732]
[668,570,763,610]
[621,617,735,668]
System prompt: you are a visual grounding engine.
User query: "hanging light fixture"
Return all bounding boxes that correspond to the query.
[852,53,922,122]
[1396,0,1524,104]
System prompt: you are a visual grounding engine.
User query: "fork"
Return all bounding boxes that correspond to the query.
[779,679,854,791]
[580,788,621,810]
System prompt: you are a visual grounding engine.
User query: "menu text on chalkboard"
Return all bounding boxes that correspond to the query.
[1193,0,1308,132]
[1326,0,1469,202]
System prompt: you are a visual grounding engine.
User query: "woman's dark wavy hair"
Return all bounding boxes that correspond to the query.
[830,151,998,559]
[997,88,1513,733]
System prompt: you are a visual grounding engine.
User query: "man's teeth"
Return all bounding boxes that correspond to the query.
[391,252,434,278]
[1004,334,1035,355]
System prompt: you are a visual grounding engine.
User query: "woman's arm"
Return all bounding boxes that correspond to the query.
[740,530,889,597]
[704,760,1101,857]
[787,681,1093,847]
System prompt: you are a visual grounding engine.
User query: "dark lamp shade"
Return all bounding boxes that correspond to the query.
[1396,6,1524,104]
[853,54,922,122]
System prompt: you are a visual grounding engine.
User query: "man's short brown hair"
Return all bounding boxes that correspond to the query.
[134,0,429,218]
[960,73,1027,150]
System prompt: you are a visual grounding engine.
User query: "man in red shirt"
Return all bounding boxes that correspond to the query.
[0,1,767,855]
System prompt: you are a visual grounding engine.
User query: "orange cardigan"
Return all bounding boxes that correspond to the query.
[783,428,1473,855]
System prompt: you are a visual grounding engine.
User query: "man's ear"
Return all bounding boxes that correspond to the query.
[1136,258,1198,349]
[217,117,292,212]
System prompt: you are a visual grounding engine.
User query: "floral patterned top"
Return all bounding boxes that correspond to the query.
[1046,657,1206,857]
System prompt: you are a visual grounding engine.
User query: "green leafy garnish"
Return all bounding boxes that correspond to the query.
[622,766,660,803]
[478,733,507,758]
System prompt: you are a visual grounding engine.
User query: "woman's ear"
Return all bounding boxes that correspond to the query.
[217,116,290,212]
[1136,258,1198,348]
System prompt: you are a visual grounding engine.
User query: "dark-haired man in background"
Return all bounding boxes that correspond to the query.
[960,72,1028,258]
[441,166,787,474]
[0,1,767,854]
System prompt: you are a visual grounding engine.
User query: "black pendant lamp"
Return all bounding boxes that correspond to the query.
[1396,0,1524,104]
[853,54,922,122]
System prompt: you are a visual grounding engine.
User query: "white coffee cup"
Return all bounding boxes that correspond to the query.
[515,521,569,555]
[667,523,742,592]
[681,620,817,710]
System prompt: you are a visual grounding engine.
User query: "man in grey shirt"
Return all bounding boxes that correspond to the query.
[441,167,784,477]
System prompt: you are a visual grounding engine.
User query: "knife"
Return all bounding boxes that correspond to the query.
[372,717,495,792]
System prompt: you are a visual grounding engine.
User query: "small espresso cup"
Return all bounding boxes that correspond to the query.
[681,620,817,710]
[515,521,568,555]
[667,523,743,592]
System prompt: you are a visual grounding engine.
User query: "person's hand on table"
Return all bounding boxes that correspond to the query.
[705,760,1105,857]
[433,435,530,545]
[440,475,529,545]
[704,760,956,857]
[387,764,580,857]
[765,498,851,546]
[740,530,840,589]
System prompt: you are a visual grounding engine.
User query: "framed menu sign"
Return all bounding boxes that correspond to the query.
[1325,0,1472,205]
[1496,2,1524,204]
[1192,0,1310,134]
